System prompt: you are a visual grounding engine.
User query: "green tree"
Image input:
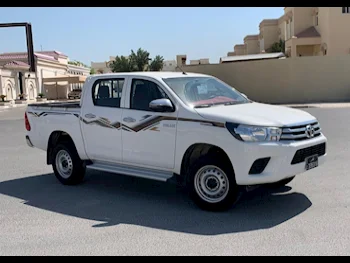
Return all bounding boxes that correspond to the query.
[110,48,165,72]
[149,55,164,71]
[90,68,95,75]
[68,60,88,67]
[130,48,150,71]
[268,39,285,53]
[110,56,135,72]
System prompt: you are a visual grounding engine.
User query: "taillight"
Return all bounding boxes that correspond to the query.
[25,112,31,131]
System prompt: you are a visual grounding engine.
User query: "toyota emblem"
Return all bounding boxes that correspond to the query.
[305,125,315,138]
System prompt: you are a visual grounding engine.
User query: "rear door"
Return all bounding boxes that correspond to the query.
[121,77,178,169]
[81,77,126,163]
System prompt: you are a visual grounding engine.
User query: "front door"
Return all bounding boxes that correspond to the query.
[81,77,125,163]
[121,77,178,169]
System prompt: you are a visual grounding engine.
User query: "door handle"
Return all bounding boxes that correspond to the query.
[85,113,96,119]
[123,117,136,123]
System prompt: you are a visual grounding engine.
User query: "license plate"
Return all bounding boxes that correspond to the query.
[305,155,318,170]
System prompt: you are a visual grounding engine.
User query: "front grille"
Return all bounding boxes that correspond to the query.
[280,121,322,141]
[291,143,326,164]
[249,157,271,174]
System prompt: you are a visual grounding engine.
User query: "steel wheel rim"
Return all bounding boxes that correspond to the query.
[55,149,73,179]
[194,165,229,203]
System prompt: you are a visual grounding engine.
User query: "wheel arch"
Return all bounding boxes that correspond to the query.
[180,143,235,182]
[47,130,77,165]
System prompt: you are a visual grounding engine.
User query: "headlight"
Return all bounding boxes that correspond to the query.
[226,123,282,142]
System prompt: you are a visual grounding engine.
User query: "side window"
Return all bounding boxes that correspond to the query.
[130,79,169,111]
[92,78,124,107]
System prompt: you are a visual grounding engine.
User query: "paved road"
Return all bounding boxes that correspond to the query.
[0,107,349,256]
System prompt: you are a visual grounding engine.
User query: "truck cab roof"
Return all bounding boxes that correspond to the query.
[87,71,209,82]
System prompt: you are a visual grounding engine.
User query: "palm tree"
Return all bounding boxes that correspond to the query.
[110,56,135,72]
[149,55,165,71]
[130,48,150,71]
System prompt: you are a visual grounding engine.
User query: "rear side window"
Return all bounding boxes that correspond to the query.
[92,78,125,107]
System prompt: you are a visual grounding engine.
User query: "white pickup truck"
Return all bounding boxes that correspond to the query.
[25,72,327,211]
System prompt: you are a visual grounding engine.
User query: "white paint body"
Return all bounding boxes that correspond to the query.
[25,72,327,186]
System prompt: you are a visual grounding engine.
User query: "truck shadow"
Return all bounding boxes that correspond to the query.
[0,171,312,235]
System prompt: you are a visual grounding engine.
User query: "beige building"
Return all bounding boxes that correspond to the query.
[0,63,37,102]
[161,60,177,71]
[284,7,350,57]
[91,56,115,74]
[176,55,187,67]
[259,19,280,53]
[0,51,90,101]
[67,64,90,76]
[228,7,350,58]
[244,35,260,55]
[190,58,210,65]
[234,44,246,55]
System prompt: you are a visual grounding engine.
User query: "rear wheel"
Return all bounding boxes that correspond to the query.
[52,140,86,185]
[186,154,241,211]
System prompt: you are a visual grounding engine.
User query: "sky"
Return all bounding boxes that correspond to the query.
[0,7,284,66]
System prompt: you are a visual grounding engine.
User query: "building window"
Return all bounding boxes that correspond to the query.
[315,13,319,26]
[342,7,350,13]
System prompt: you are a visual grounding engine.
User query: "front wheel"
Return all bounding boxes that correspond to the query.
[52,140,86,185]
[186,154,241,211]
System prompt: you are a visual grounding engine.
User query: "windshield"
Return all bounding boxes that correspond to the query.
[162,76,249,108]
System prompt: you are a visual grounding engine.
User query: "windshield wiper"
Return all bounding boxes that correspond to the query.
[193,104,214,108]
[224,101,247,106]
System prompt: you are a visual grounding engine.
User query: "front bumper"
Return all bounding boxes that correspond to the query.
[229,134,327,186]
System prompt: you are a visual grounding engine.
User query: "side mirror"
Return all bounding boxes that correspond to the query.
[149,98,174,112]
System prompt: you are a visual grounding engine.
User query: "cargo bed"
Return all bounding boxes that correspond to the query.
[29,101,80,109]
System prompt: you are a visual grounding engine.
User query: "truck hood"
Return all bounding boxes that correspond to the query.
[195,102,317,127]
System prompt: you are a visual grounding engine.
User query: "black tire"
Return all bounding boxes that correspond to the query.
[267,176,295,188]
[52,140,86,185]
[186,154,241,212]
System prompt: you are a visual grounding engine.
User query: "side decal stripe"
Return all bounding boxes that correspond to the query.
[26,111,225,131]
